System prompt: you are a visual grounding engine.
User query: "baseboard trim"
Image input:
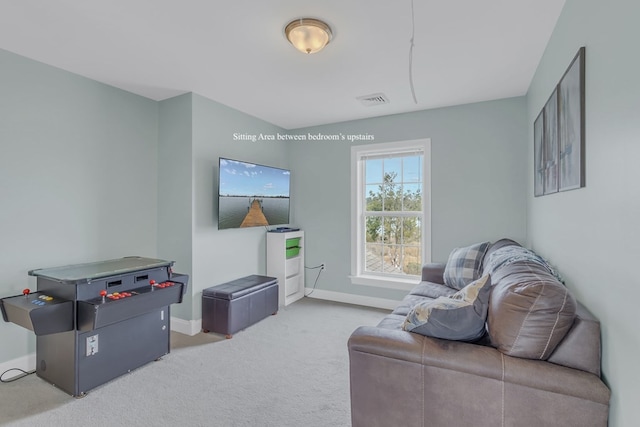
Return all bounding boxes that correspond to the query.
[170,291,397,335]
[304,288,399,310]
[1,319,204,375]
[171,316,201,336]
[1,295,391,376]
[0,353,36,380]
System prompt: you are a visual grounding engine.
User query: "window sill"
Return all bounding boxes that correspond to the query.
[349,274,420,291]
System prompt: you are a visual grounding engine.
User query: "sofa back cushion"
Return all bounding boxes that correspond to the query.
[487,262,576,360]
[482,238,521,271]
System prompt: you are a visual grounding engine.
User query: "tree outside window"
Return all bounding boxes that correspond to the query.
[363,155,423,277]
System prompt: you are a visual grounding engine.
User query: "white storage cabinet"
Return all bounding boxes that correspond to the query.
[266,231,304,306]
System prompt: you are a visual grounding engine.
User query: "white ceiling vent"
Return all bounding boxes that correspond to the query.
[357,93,390,107]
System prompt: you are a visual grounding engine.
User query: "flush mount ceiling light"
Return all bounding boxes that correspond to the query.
[284,18,332,54]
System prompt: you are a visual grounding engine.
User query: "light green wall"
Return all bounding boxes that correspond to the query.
[0,49,159,363]
[157,93,290,322]
[157,93,193,320]
[290,97,528,301]
[526,1,640,425]
[190,94,288,319]
[0,46,292,362]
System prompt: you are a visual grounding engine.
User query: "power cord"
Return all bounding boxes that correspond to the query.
[1,368,35,383]
[408,0,418,104]
[304,264,325,297]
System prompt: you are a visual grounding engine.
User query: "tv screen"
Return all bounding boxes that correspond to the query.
[218,158,291,230]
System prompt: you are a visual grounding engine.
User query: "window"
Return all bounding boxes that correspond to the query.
[351,139,431,289]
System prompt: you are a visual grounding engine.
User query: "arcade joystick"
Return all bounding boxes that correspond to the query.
[150,279,156,291]
[100,290,107,303]
[23,288,30,297]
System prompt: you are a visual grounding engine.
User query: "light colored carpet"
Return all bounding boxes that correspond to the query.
[0,298,387,426]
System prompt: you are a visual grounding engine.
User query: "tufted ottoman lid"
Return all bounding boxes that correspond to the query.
[203,275,277,300]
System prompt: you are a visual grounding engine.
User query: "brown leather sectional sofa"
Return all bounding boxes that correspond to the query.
[348,239,610,427]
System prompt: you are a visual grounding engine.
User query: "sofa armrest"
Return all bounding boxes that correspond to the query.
[421,263,446,284]
[548,301,603,376]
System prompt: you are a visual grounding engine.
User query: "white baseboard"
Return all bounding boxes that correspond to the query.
[0,317,202,380]
[170,292,398,335]
[0,320,199,377]
[0,320,197,376]
[304,288,399,310]
[171,316,201,336]
[0,353,36,380]
[2,296,389,372]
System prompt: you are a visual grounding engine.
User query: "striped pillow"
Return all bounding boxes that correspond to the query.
[443,242,490,290]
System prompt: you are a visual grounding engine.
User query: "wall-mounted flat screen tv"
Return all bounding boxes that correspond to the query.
[218,157,290,230]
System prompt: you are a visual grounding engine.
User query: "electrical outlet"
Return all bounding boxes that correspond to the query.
[320,263,326,271]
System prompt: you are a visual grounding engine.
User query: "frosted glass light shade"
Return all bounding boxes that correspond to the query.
[285,18,332,54]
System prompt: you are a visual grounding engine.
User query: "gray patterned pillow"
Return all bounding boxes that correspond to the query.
[402,275,492,341]
[443,241,490,290]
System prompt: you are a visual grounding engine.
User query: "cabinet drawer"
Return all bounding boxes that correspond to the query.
[285,275,302,297]
[285,257,301,277]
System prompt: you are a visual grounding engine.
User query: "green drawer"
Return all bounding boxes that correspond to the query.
[286,237,301,249]
[286,247,300,258]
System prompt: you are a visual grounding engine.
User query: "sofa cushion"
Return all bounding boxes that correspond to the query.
[375,313,408,330]
[487,262,576,360]
[443,241,490,290]
[409,281,456,299]
[392,294,433,316]
[402,275,491,341]
[482,238,521,271]
[392,282,456,317]
[483,244,564,284]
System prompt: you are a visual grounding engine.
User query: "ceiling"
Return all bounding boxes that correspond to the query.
[0,1,565,130]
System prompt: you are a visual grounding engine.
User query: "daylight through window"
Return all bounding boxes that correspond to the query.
[351,139,431,287]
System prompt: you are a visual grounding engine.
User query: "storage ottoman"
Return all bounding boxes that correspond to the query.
[201,275,278,338]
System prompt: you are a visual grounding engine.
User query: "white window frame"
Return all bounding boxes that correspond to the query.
[350,138,431,290]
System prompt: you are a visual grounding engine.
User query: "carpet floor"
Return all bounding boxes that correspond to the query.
[0,298,387,427]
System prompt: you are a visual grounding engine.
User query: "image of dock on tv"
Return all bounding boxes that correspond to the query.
[218,158,291,230]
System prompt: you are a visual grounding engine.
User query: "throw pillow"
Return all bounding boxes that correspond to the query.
[402,274,491,341]
[443,241,490,290]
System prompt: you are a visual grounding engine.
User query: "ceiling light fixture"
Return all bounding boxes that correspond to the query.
[285,18,332,54]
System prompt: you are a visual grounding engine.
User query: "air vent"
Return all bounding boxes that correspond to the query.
[357,93,390,107]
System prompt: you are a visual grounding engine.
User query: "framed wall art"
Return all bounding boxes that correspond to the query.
[534,110,544,197]
[558,47,586,191]
[543,89,559,195]
[534,89,559,196]
[534,47,585,196]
